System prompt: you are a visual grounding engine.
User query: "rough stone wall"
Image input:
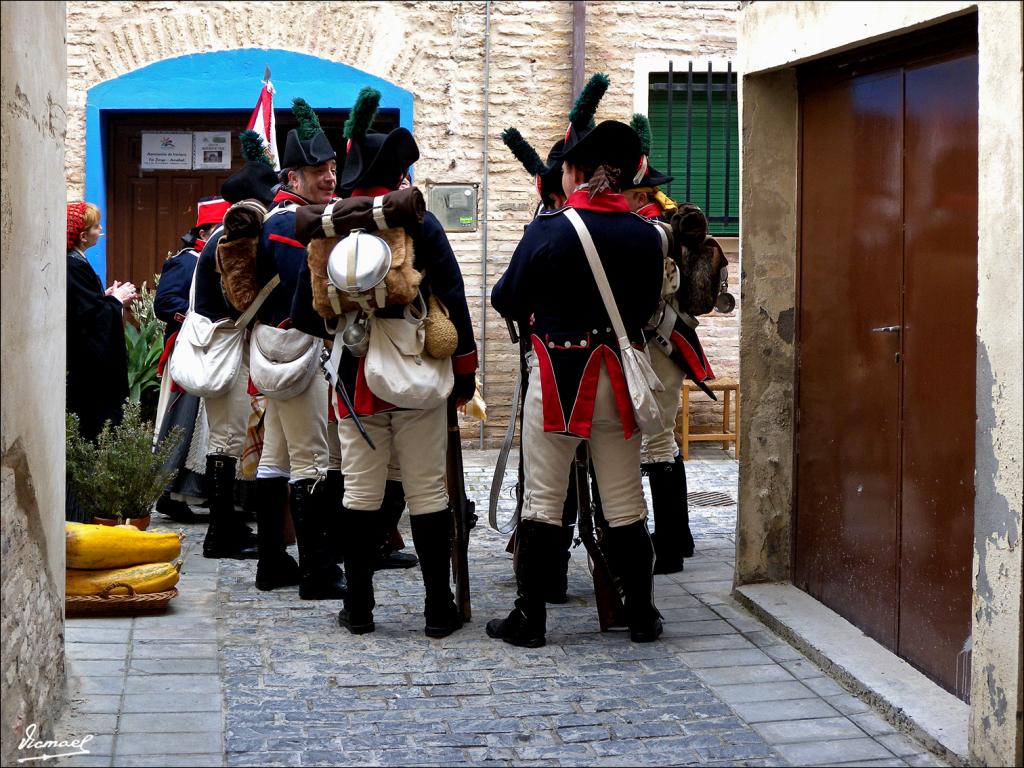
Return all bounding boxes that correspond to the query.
[0,2,68,763]
[64,0,741,445]
[970,2,1023,765]
[736,2,1023,765]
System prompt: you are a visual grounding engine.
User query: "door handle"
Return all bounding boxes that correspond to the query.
[871,325,901,333]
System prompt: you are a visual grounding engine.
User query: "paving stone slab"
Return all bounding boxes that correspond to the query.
[773,737,896,766]
[713,681,820,704]
[696,663,797,685]
[731,697,843,724]
[751,716,868,744]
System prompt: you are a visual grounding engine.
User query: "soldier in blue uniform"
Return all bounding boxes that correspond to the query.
[225,99,348,601]
[189,151,279,561]
[153,195,231,522]
[291,87,478,638]
[488,74,667,647]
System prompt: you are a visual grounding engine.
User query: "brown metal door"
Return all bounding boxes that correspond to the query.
[795,70,903,650]
[796,24,978,698]
[898,50,977,694]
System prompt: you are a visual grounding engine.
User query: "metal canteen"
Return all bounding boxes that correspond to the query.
[715,266,736,314]
[327,228,392,296]
[342,316,369,357]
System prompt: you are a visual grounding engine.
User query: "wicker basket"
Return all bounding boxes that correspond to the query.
[66,582,178,618]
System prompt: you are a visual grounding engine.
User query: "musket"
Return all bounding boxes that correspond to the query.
[446,397,476,622]
[573,444,627,632]
[320,346,375,450]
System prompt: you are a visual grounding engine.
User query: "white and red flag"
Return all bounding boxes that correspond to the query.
[247,67,279,170]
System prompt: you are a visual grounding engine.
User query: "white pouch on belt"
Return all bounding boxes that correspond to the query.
[249,324,322,400]
[363,295,454,410]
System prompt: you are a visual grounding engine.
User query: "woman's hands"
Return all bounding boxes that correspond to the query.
[106,280,139,304]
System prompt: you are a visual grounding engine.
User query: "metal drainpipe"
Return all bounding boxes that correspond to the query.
[479,0,492,448]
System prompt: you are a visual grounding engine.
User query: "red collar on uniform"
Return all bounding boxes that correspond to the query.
[635,201,665,219]
[273,189,309,205]
[351,186,393,198]
[193,239,206,251]
[566,189,630,213]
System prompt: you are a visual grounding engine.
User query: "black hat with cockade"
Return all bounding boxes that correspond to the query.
[559,73,642,184]
[340,87,420,195]
[220,130,279,206]
[281,98,337,169]
[622,113,673,191]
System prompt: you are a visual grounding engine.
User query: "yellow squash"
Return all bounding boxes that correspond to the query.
[65,523,182,569]
[66,561,181,596]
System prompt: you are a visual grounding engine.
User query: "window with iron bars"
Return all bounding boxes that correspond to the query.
[648,62,739,236]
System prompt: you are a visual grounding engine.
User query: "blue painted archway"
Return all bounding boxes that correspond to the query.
[85,48,413,283]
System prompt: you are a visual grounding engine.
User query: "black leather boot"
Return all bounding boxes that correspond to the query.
[254,477,300,591]
[410,509,462,638]
[603,520,663,642]
[156,493,202,523]
[325,470,345,564]
[290,479,348,600]
[486,520,561,648]
[375,480,418,570]
[546,525,575,605]
[338,505,375,634]
[203,455,258,559]
[645,457,693,574]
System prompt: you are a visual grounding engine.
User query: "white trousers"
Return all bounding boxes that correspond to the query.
[328,420,400,481]
[257,378,329,482]
[521,358,647,528]
[204,351,251,458]
[337,405,448,515]
[641,345,684,465]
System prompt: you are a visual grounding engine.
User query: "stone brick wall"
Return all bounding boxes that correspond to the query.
[1,2,68,762]
[65,1,740,446]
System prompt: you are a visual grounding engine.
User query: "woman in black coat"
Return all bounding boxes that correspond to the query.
[66,202,137,441]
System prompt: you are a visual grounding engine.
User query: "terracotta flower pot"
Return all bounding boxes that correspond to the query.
[92,514,152,531]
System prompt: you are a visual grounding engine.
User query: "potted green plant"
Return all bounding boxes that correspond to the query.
[125,279,166,424]
[66,400,183,529]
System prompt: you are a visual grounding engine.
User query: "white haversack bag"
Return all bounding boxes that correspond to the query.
[364,299,453,410]
[169,314,246,399]
[249,324,322,400]
[169,267,279,398]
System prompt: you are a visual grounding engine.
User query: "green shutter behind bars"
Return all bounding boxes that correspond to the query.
[648,71,739,236]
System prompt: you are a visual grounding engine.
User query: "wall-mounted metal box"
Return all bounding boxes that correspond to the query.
[427,184,478,232]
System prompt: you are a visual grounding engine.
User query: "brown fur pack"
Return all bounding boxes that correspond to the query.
[216,237,260,312]
[307,227,421,318]
[677,236,728,317]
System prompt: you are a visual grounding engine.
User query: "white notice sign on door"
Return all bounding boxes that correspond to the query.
[140,132,193,170]
[193,132,232,170]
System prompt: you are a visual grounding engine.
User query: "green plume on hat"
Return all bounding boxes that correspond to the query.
[239,129,273,167]
[630,113,652,157]
[344,87,381,142]
[568,73,610,131]
[501,128,546,176]
[292,97,323,141]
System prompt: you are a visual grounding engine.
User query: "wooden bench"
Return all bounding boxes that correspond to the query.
[676,378,740,461]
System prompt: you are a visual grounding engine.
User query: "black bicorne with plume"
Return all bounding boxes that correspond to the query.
[281,97,336,169]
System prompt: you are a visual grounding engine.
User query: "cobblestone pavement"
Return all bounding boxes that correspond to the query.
[55,446,948,767]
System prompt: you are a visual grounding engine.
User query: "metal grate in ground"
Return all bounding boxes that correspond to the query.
[688,490,735,507]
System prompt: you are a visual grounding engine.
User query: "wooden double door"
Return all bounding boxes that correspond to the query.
[794,21,978,698]
[106,110,397,291]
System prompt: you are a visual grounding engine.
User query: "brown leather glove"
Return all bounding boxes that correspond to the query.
[671,203,709,252]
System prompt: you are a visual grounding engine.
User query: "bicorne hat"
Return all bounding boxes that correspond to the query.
[220,130,279,206]
[559,73,643,184]
[621,113,673,190]
[340,87,420,195]
[281,98,337,169]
